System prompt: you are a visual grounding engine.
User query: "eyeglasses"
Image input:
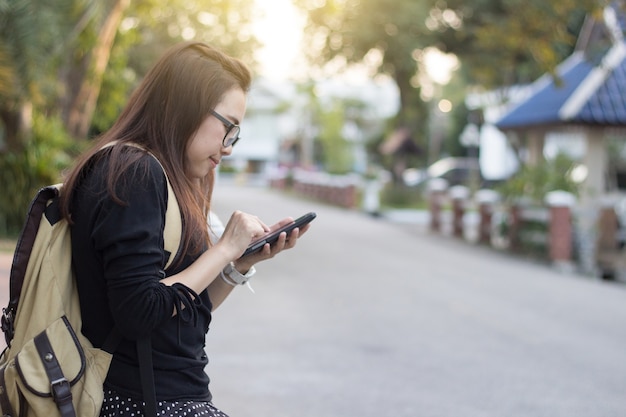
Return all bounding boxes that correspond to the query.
[210,109,241,147]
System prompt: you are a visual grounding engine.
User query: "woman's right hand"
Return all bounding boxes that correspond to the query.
[162,210,267,294]
[216,210,270,260]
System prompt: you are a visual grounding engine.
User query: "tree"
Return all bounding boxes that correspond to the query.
[0,0,262,235]
[62,0,262,139]
[293,0,602,153]
[113,0,261,82]
[60,0,131,139]
[0,0,261,148]
[293,0,432,138]
[0,0,79,151]
[317,100,352,173]
[430,0,601,88]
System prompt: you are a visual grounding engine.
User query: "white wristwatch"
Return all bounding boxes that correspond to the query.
[222,262,256,285]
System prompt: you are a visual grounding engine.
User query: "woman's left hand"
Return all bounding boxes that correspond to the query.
[233,217,311,272]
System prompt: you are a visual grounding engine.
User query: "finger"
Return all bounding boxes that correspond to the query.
[284,228,299,248]
[262,232,288,258]
[258,217,271,233]
[270,217,295,232]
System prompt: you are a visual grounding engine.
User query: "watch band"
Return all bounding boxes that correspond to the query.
[223,262,256,285]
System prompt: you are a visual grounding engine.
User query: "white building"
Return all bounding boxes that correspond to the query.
[222,75,400,179]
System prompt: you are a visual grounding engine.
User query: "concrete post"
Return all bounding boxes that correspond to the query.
[475,189,500,245]
[428,178,449,233]
[450,185,470,238]
[545,191,577,272]
[508,203,522,251]
[595,196,621,279]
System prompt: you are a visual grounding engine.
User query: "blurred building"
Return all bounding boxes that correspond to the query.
[222,76,400,180]
[493,2,626,273]
[495,2,626,202]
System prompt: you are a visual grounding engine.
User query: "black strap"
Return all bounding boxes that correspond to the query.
[34,331,76,417]
[101,329,157,416]
[3,187,59,347]
[137,338,157,416]
[0,365,15,416]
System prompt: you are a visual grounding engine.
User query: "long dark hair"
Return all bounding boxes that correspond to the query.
[60,41,252,258]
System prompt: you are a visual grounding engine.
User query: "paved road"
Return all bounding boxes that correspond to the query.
[1,184,625,416]
[207,184,626,417]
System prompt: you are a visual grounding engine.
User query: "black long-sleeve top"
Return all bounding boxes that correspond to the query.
[70,150,213,402]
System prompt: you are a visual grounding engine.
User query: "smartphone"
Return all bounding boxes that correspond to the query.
[240,212,316,258]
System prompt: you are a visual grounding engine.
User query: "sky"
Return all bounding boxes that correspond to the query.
[251,0,459,86]
[252,0,307,80]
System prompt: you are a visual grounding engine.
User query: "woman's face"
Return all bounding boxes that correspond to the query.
[185,87,247,180]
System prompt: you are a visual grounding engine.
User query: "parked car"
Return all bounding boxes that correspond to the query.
[403,157,485,188]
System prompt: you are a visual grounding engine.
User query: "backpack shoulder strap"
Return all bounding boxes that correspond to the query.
[101,141,182,269]
[1,185,61,346]
[159,161,182,270]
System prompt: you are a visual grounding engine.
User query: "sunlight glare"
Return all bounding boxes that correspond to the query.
[424,47,459,85]
[253,0,306,80]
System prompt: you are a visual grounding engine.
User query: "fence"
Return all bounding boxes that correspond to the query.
[268,170,622,278]
[428,183,579,272]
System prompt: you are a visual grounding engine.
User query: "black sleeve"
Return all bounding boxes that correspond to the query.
[89,155,198,339]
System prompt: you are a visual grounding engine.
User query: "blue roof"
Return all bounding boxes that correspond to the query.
[496,2,626,131]
[496,47,626,130]
[496,54,597,129]
[576,55,626,125]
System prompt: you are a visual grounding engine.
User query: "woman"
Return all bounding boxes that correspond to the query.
[59,41,309,417]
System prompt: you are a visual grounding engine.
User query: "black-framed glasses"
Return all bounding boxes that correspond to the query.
[210,109,241,147]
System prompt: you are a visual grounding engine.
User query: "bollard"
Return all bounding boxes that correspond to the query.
[475,189,500,244]
[545,191,577,272]
[595,197,621,279]
[363,180,382,216]
[449,185,470,238]
[508,203,521,251]
[428,178,449,233]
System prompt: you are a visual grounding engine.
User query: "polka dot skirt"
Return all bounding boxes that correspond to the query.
[100,389,229,417]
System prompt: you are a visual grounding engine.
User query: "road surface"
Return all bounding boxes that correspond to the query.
[207,183,626,417]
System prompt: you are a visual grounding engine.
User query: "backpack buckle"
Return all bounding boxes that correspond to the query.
[0,308,14,348]
[50,377,72,406]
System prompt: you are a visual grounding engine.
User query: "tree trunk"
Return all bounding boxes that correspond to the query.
[0,102,33,152]
[393,67,425,133]
[62,0,130,139]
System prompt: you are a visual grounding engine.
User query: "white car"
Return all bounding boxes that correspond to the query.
[403,157,483,188]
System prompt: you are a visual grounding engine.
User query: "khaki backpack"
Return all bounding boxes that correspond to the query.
[0,150,181,417]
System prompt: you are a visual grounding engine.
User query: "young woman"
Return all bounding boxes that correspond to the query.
[59,41,309,417]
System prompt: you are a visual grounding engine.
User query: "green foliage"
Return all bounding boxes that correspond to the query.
[293,0,431,133]
[495,153,580,204]
[439,72,473,158]
[515,215,549,259]
[317,100,353,174]
[0,114,80,237]
[435,0,599,87]
[1,0,262,144]
[379,183,426,209]
[0,0,77,106]
[91,22,140,135]
[124,0,261,77]
[293,0,598,160]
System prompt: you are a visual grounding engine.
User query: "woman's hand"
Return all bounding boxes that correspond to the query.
[205,214,311,310]
[215,210,270,260]
[233,217,311,272]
